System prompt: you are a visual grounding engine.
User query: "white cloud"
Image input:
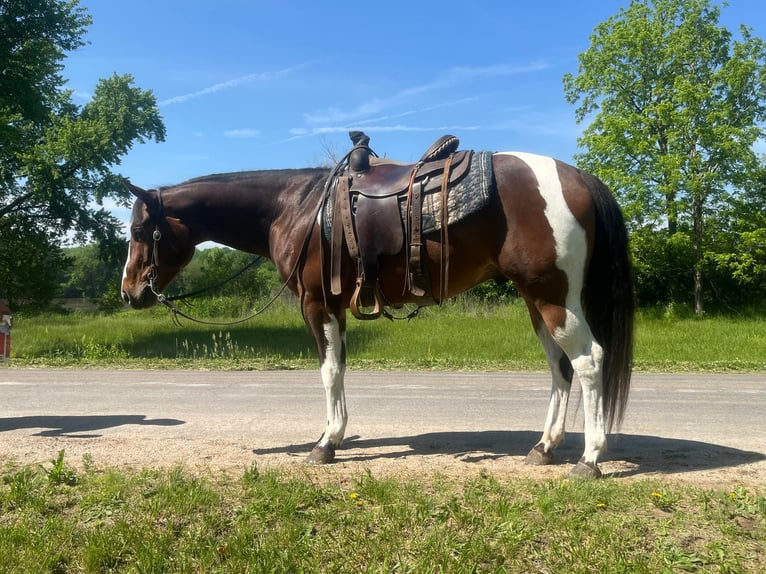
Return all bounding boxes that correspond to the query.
[72,90,92,102]
[283,124,486,142]
[223,129,262,138]
[159,63,308,107]
[304,62,548,125]
[353,97,484,126]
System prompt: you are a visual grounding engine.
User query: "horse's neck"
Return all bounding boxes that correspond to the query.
[168,170,324,256]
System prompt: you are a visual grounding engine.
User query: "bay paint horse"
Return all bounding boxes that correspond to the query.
[121,142,634,479]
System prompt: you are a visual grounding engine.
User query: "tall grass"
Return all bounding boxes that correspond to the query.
[7,297,766,371]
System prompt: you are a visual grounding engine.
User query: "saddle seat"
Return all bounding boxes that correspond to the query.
[329,132,473,320]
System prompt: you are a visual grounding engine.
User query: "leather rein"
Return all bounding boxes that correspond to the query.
[144,162,421,326]
[145,188,296,326]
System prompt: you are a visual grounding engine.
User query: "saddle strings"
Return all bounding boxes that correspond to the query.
[439,154,454,303]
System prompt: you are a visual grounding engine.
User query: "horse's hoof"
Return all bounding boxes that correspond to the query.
[525,443,554,466]
[569,459,602,480]
[306,443,336,465]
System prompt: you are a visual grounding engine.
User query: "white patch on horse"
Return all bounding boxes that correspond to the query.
[500,152,606,465]
[500,152,588,329]
[319,314,347,447]
[122,241,132,284]
[534,322,571,451]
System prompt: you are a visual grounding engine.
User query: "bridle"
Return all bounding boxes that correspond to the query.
[136,168,420,326]
[145,187,165,297]
[140,188,293,326]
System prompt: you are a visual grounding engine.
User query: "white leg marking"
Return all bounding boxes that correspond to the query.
[535,323,571,452]
[319,314,347,448]
[570,337,606,464]
[500,152,606,466]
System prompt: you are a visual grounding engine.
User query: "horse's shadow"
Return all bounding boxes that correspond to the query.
[254,430,766,478]
[0,415,185,438]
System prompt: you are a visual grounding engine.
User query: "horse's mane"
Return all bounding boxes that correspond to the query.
[167,167,329,189]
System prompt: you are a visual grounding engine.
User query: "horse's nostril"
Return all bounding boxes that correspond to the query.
[121,291,131,305]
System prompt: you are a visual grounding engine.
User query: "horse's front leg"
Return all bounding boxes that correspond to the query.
[304,303,348,464]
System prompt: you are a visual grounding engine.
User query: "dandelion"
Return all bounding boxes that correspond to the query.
[652,492,663,499]
[596,502,606,509]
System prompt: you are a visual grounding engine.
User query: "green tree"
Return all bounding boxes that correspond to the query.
[0,0,165,309]
[58,244,119,297]
[564,0,766,313]
[179,247,279,300]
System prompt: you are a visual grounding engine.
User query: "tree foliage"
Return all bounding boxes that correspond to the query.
[564,0,766,312]
[173,248,281,301]
[0,0,165,308]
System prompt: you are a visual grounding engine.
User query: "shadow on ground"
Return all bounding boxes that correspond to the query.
[254,430,766,478]
[0,415,185,438]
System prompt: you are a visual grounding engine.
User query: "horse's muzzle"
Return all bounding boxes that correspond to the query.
[121,284,157,309]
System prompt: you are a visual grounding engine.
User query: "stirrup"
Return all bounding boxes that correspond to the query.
[349,279,385,320]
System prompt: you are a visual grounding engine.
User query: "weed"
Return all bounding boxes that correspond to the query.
[2,466,45,510]
[46,450,78,486]
[241,461,260,484]
[727,486,766,519]
[651,487,679,512]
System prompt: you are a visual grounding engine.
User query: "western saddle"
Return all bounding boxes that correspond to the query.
[328,131,472,320]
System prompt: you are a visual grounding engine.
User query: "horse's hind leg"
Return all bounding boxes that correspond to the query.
[524,301,574,467]
[304,303,348,464]
[527,298,606,479]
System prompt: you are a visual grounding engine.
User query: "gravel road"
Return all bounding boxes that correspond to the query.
[1,369,764,487]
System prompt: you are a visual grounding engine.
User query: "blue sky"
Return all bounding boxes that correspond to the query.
[63,1,764,223]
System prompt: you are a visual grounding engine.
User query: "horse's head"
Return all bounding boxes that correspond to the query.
[121,182,196,309]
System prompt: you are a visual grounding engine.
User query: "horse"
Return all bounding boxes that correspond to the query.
[120,144,634,479]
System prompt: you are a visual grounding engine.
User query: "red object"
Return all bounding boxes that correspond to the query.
[0,328,9,362]
[1,303,11,362]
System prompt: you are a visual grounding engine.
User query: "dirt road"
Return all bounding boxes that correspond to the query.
[1,369,764,487]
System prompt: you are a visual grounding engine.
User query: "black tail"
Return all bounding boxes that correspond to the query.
[583,172,635,432]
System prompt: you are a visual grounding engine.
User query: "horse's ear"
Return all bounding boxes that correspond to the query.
[123,180,147,198]
[123,180,160,214]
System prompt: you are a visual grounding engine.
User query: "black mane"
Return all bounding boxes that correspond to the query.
[178,167,329,188]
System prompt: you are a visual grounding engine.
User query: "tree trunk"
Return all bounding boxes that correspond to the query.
[666,192,678,236]
[693,193,704,315]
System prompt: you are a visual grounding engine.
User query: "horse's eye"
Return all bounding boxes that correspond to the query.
[132,227,146,242]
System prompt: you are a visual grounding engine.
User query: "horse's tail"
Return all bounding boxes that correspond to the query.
[583,172,635,432]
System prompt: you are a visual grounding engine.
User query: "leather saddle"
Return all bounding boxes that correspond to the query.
[328,131,472,320]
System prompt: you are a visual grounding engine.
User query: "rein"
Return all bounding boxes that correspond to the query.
[162,257,264,303]
[146,179,324,326]
[145,161,422,326]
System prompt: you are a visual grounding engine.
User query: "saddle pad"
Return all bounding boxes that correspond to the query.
[419,150,494,234]
[322,150,495,240]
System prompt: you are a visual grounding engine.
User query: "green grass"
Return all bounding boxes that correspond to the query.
[0,455,764,573]
[7,298,766,371]
[4,304,766,570]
